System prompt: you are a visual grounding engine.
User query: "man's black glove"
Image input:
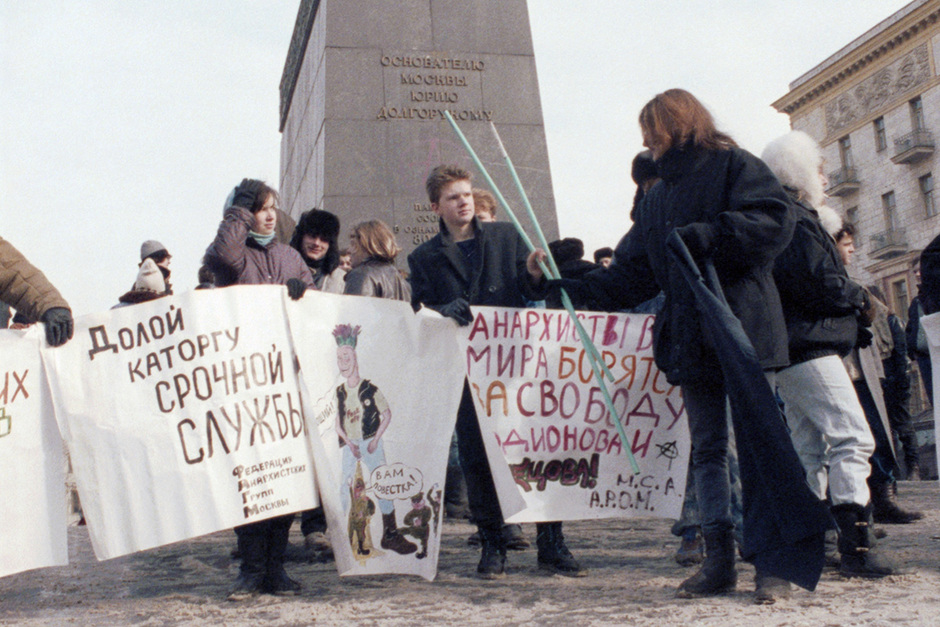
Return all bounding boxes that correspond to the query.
[231,178,265,210]
[286,278,307,301]
[856,326,873,349]
[41,307,73,347]
[439,298,473,326]
[545,278,590,304]
[677,222,719,258]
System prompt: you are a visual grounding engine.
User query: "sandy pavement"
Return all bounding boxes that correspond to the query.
[1,481,938,626]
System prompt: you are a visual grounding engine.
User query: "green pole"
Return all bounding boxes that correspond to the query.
[442,111,640,474]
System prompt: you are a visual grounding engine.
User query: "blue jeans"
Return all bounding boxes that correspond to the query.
[341,438,393,515]
[671,409,744,544]
[680,378,734,536]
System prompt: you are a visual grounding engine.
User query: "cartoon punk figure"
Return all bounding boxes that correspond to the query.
[334,324,417,555]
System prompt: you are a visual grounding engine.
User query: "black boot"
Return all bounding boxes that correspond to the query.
[229,528,267,601]
[824,528,840,568]
[381,511,418,555]
[536,522,585,577]
[676,528,737,598]
[504,524,530,551]
[477,524,507,579]
[753,570,792,605]
[832,503,906,578]
[264,517,301,596]
[870,481,923,524]
[445,462,471,519]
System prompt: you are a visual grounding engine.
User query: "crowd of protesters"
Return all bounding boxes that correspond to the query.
[3,87,939,605]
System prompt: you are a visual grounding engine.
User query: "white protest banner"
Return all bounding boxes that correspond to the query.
[287,292,464,581]
[0,328,68,577]
[42,286,318,560]
[920,312,940,475]
[460,307,690,522]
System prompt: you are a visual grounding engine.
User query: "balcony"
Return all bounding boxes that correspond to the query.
[826,167,860,196]
[869,228,908,259]
[891,129,934,164]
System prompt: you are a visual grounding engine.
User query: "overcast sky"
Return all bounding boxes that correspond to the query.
[1,1,912,315]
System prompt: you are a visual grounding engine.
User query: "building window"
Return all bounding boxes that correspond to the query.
[921,173,936,217]
[874,117,887,151]
[882,191,898,231]
[839,135,855,168]
[846,206,859,230]
[911,97,925,131]
[893,278,910,321]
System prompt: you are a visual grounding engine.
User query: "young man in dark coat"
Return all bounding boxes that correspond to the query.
[408,165,582,579]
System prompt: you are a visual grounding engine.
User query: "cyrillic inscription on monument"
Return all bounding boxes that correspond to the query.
[402,203,438,245]
[377,53,494,122]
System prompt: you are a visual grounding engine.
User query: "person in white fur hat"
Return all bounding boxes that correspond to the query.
[762,131,905,589]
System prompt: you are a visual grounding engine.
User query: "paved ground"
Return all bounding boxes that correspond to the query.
[1,481,938,626]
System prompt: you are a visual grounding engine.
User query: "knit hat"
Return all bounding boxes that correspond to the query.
[140,240,169,262]
[134,259,166,293]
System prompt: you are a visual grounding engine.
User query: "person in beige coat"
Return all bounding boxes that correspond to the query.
[0,236,72,346]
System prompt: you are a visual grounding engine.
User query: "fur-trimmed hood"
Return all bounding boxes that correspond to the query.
[762,131,826,211]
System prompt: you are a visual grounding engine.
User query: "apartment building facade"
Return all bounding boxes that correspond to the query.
[773,0,940,329]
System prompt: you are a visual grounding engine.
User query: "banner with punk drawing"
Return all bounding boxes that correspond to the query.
[287,292,464,581]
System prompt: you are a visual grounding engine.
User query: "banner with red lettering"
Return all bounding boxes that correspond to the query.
[0,328,68,577]
[41,287,318,560]
[286,292,465,581]
[460,307,690,522]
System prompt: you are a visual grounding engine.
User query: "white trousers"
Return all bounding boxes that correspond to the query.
[776,355,874,506]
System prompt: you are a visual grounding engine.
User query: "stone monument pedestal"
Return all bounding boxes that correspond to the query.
[279,0,559,259]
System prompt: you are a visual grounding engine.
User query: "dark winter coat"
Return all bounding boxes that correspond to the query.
[547,258,599,309]
[204,206,314,289]
[906,296,930,360]
[408,217,542,311]
[883,313,911,393]
[921,231,940,315]
[772,196,866,365]
[580,144,795,384]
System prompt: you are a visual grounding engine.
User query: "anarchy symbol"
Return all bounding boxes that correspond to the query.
[655,440,679,470]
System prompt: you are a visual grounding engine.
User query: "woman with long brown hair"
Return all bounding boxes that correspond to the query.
[556,89,801,599]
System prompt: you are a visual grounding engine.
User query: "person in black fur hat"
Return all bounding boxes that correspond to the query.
[290,209,346,293]
[546,238,598,309]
